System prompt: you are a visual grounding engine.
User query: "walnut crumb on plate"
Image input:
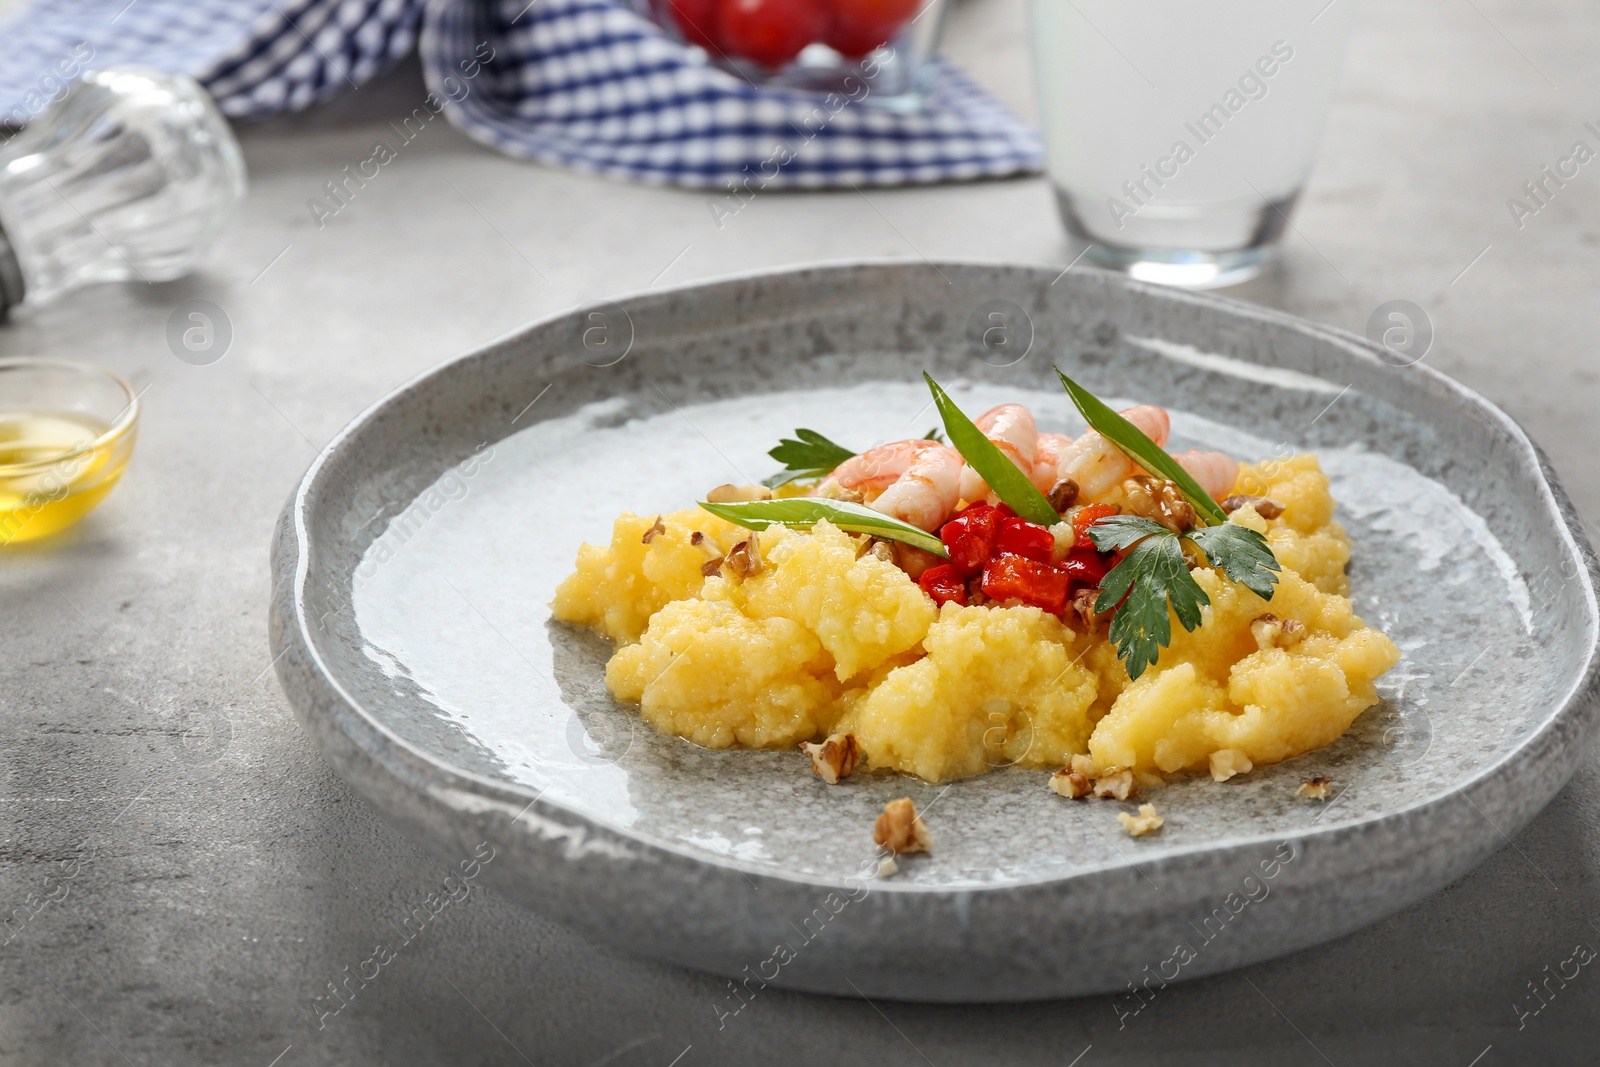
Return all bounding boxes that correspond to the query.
[1117,803,1164,837]
[876,856,899,879]
[1297,776,1334,800]
[801,733,859,784]
[1092,768,1137,801]
[1049,769,1092,799]
[873,797,932,855]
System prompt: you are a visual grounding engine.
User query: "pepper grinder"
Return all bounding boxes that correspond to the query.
[0,65,246,317]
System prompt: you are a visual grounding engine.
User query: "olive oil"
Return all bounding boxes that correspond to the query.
[0,410,130,544]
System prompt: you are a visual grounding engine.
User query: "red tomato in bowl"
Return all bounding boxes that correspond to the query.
[667,0,723,51]
[823,0,920,57]
[719,0,826,68]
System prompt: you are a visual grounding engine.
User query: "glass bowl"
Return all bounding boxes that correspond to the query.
[0,359,138,545]
[635,0,948,110]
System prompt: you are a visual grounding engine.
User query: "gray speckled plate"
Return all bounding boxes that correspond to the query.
[270,261,1600,1001]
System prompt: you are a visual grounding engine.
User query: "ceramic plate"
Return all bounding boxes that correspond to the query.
[270,262,1600,1001]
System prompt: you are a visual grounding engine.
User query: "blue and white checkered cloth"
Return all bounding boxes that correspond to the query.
[0,0,1040,188]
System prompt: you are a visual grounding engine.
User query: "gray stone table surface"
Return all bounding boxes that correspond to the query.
[3,0,1599,1062]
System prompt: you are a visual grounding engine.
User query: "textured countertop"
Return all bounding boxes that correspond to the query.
[3,0,1599,1063]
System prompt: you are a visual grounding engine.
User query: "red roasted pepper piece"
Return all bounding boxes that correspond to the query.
[1059,547,1110,587]
[940,503,1002,576]
[1071,503,1119,550]
[994,516,1055,564]
[981,554,1071,615]
[918,563,969,607]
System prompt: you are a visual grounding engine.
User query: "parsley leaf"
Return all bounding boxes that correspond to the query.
[1096,530,1208,679]
[1057,370,1286,675]
[1087,516,1279,679]
[1188,523,1281,600]
[762,428,855,489]
[1085,514,1169,553]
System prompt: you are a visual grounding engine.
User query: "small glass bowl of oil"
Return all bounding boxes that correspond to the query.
[0,358,138,545]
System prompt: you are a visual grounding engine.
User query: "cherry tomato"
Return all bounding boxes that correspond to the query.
[994,516,1055,564]
[918,563,969,607]
[1059,546,1110,587]
[667,0,723,51]
[980,554,1071,615]
[1071,502,1118,550]
[720,0,825,68]
[939,503,1001,576]
[823,0,920,57]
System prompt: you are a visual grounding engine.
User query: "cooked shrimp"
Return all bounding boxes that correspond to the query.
[957,403,1038,503]
[1032,405,1173,503]
[818,440,964,531]
[1030,432,1076,493]
[1172,450,1239,500]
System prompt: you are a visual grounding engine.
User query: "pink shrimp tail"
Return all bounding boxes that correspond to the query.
[1030,432,1075,493]
[960,403,1039,503]
[828,441,917,493]
[1120,405,1170,448]
[1173,450,1239,500]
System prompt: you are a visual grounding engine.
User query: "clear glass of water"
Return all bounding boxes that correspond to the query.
[1029,0,1353,288]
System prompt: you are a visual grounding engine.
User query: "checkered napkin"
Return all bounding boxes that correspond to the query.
[0,0,1040,188]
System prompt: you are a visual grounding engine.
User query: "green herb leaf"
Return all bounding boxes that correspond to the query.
[1085,514,1170,553]
[697,498,948,559]
[762,429,855,489]
[924,373,1058,526]
[923,426,945,444]
[1055,369,1229,526]
[1188,523,1281,600]
[1095,529,1210,680]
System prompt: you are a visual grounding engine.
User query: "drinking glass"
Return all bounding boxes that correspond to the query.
[1029,0,1353,287]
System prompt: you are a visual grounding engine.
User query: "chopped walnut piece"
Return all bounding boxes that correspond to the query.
[699,556,725,577]
[706,483,773,504]
[1117,803,1164,837]
[1069,753,1097,778]
[1209,749,1254,782]
[722,534,763,580]
[815,481,864,504]
[1122,476,1197,534]
[640,515,665,544]
[801,733,860,784]
[866,539,897,565]
[1297,776,1334,800]
[1049,768,1093,799]
[689,530,720,559]
[873,797,932,855]
[1069,587,1106,630]
[1250,613,1306,650]
[876,856,899,878]
[1047,477,1080,513]
[1092,769,1137,801]
[1221,495,1285,520]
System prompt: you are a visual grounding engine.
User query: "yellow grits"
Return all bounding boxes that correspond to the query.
[551,454,1400,783]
